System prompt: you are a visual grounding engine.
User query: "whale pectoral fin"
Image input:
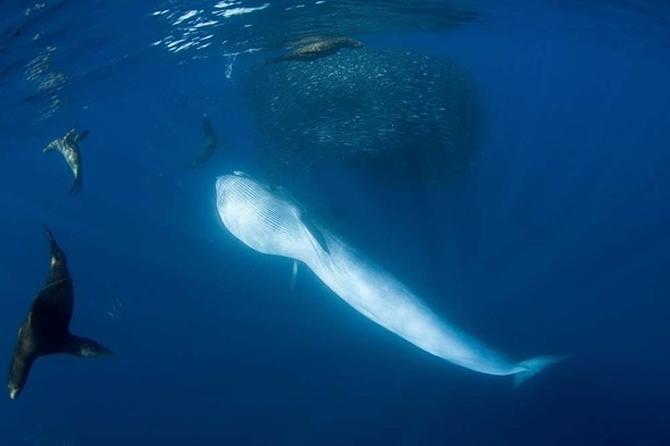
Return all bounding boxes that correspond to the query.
[290,260,299,290]
[513,355,569,388]
[67,335,114,357]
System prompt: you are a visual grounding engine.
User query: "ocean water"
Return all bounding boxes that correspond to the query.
[1,1,669,445]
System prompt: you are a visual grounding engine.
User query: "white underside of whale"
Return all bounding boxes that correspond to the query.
[216,172,565,386]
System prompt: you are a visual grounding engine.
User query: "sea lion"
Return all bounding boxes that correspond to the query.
[43,127,89,194]
[7,226,114,400]
[184,113,228,169]
[265,37,363,65]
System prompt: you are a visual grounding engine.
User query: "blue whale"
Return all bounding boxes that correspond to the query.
[216,171,566,386]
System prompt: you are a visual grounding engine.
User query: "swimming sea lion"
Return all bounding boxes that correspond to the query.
[43,127,89,194]
[184,113,228,169]
[265,37,363,65]
[7,226,114,400]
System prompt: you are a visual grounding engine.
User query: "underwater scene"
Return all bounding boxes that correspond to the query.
[1,0,669,445]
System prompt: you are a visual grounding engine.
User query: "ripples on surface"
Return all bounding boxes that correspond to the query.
[150,0,481,55]
[1,0,669,144]
[0,1,153,134]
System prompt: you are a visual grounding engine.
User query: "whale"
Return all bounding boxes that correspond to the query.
[215,171,566,386]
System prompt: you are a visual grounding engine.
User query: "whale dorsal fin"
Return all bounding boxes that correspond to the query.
[299,212,329,254]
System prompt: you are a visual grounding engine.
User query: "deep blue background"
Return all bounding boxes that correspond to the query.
[1,1,669,445]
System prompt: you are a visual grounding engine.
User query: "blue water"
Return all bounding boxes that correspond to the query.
[1,1,669,444]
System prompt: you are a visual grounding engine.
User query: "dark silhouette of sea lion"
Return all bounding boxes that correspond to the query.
[7,226,114,400]
[265,37,363,65]
[184,113,228,169]
[43,127,89,194]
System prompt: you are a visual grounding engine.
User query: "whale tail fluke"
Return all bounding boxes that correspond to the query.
[513,355,569,388]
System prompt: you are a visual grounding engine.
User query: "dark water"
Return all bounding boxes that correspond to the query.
[1,1,669,445]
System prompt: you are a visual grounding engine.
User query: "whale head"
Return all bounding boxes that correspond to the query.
[216,172,325,263]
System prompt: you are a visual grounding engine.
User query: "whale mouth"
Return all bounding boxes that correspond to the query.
[216,174,317,262]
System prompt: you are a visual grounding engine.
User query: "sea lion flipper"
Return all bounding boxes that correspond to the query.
[7,349,35,400]
[74,129,89,143]
[43,140,57,153]
[201,114,216,139]
[64,128,78,140]
[66,176,83,194]
[67,335,114,357]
